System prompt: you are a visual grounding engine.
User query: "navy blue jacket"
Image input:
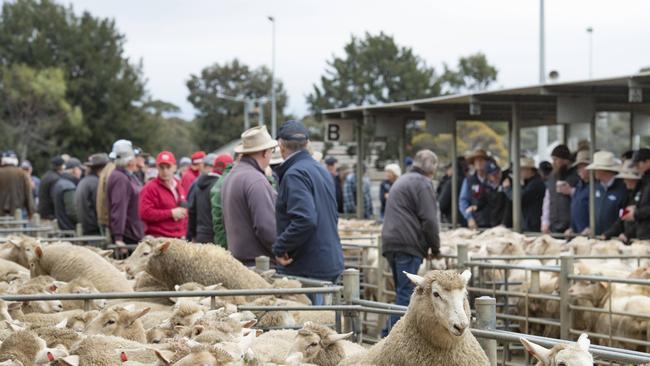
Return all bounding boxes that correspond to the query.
[595,178,627,236]
[273,150,344,280]
[571,179,590,233]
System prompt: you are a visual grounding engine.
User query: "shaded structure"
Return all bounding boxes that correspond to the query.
[322,72,650,233]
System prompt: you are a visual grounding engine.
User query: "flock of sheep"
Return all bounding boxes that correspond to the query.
[0,224,614,366]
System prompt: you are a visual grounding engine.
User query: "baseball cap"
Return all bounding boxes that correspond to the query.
[20,160,32,169]
[203,153,217,166]
[213,154,234,174]
[191,151,206,164]
[156,151,176,166]
[325,157,338,166]
[179,157,191,167]
[633,148,650,164]
[65,158,83,170]
[278,120,309,141]
[51,156,65,168]
[111,139,135,163]
[486,161,501,175]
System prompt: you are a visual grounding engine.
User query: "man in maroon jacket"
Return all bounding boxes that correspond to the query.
[139,151,188,238]
[107,140,144,248]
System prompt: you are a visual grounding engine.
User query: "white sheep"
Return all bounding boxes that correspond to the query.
[339,270,489,366]
[520,333,592,366]
[0,329,68,365]
[289,322,364,366]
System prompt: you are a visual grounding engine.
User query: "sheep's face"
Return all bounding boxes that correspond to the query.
[487,238,523,256]
[521,333,592,366]
[406,270,471,337]
[526,236,563,256]
[629,265,650,279]
[34,342,69,364]
[84,306,149,338]
[67,311,98,332]
[24,297,63,313]
[174,350,220,366]
[1,236,38,268]
[123,241,154,277]
[567,281,608,304]
[291,325,352,362]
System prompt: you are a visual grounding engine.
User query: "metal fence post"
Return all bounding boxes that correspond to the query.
[342,269,361,342]
[475,296,497,366]
[14,208,21,221]
[75,223,83,237]
[255,256,270,272]
[559,255,574,340]
[457,243,469,270]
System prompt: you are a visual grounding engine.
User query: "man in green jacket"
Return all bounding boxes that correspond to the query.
[211,157,236,248]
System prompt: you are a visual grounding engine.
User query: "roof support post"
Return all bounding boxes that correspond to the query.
[589,115,596,237]
[398,123,406,174]
[511,104,522,232]
[451,121,459,227]
[356,113,367,219]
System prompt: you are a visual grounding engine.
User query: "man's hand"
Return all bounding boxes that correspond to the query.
[275,254,293,266]
[427,248,441,261]
[618,233,628,243]
[580,227,591,236]
[468,219,478,230]
[557,182,572,196]
[502,178,511,189]
[465,205,477,214]
[115,240,129,255]
[563,228,573,237]
[171,207,187,221]
[542,224,550,234]
[622,206,636,222]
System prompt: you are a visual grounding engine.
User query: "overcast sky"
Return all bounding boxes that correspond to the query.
[62,0,650,120]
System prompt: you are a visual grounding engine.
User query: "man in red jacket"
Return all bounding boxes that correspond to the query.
[139,151,188,238]
[180,150,205,193]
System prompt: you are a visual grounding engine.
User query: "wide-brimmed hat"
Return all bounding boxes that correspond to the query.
[572,150,591,167]
[84,153,109,168]
[520,157,536,169]
[234,126,278,154]
[586,151,620,172]
[270,150,284,166]
[384,163,402,177]
[467,149,489,164]
[616,160,641,180]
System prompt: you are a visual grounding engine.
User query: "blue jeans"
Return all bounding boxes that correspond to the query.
[307,275,340,305]
[382,253,422,336]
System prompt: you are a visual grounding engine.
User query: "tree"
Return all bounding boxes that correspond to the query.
[306,32,440,115]
[0,0,150,166]
[440,52,498,94]
[186,59,288,150]
[0,64,82,167]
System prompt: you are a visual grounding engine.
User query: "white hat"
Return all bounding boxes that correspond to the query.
[520,157,536,169]
[111,139,135,164]
[234,126,278,154]
[586,151,620,172]
[312,151,323,163]
[616,159,641,180]
[572,150,591,167]
[384,163,402,177]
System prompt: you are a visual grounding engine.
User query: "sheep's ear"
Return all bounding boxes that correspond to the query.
[5,320,25,332]
[174,284,181,291]
[54,318,68,329]
[59,355,79,366]
[154,350,171,365]
[98,250,113,257]
[204,283,222,290]
[122,304,136,312]
[192,325,204,336]
[577,333,590,351]
[297,329,311,336]
[520,337,550,364]
[34,246,44,258]
[598,282,610,291]
[403,271,424,287]
[324,332,353,345]
[76,287,91,294]
[186,338,201,348]
[460,270,472,285]
[242,319,257,328]
[7,301,22,311]
[46,284,58,294]
[130,307,150,323]
[155,242,171,254]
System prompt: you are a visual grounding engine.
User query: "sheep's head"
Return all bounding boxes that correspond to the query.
[567,280,609,305]
[291,322,352,363]
[1,235,39,268]
[27,246,48,278]
[520,333,592,366]
[61,278,106,310]
[629,265,650,279]
[170,302,205,327]
[487,238,524,256]
[84,305,150,339]
[405,269,471,338]
[123,241,155,278]
[67,310,98,332]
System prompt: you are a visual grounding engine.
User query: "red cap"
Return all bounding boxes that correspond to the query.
[213,154,234,175]
[191,151,206,164]
[156,151,176,166]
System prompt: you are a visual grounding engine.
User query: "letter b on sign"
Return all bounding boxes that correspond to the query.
[327,124,340,141]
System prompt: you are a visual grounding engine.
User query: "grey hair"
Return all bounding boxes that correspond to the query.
[279,138,308,153]
[412,149,438,176]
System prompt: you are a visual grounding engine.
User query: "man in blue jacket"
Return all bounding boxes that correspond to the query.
[586,150,627,236]
[273,120,344,304]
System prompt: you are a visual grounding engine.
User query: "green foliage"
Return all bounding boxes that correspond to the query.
[306,32,441,115]
[440,52,498,94]
[0,64,82,167]
[186,59,288,150]
[0,0,150,171]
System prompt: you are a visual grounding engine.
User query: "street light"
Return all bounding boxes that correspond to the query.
[267,15,277,138]
[586,26,594,78]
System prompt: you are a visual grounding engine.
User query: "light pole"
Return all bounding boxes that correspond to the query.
[216,93,250,129]
[586,26,594,78]
[539,0,545,84]
[268,16,277,138]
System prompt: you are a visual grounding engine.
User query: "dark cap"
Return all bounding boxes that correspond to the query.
[486,161,501,175]
[325,156,338,165]
[551,144,572,160]
[85,153,109,168]
[65,158,83,170]
[51,156,65,168]
[633,148,650,164]
[278,120,309,141]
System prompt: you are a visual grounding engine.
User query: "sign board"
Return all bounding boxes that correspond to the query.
[324,119,355,142]
[633,113,650,136]
[374,116,404,137]
[425,112,455,135]
[557,96,595,124]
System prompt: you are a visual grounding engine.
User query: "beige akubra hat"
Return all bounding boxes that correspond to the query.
[586,151,620,172]
[616,159,641,180]
[520,157,536,169]
[234,126,279,154]
[572,150,591,167]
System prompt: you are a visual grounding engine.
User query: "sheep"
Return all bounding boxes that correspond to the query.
[0,259,29,284]
[0,236,39,268]
[57,278,106,311]
[251,329,299,363]
[13,284,63,315]
[0,330,68,365]
[84,305,150,343]
[520,333,592,366]
[172,282,247,307]
[64,335,161,366]
[7,305,84,330]
[290,322,364,366]
[32,322,83,350]
[339,270,489,366]
[29,245,132,293]
[143,241,271,291]
[271,278,312,305]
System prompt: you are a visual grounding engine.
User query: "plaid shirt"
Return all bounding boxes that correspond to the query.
[343,173,373,219]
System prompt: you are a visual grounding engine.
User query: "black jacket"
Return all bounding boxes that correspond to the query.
[635,171,650,239]
[604,187,639,241]
[74,173,100,235]
[188,173,220,243]
[382,168,440,259]
[51,173,78,230]
[38,170,61,219]
[547,167,578,233]
[521,174,546,232]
